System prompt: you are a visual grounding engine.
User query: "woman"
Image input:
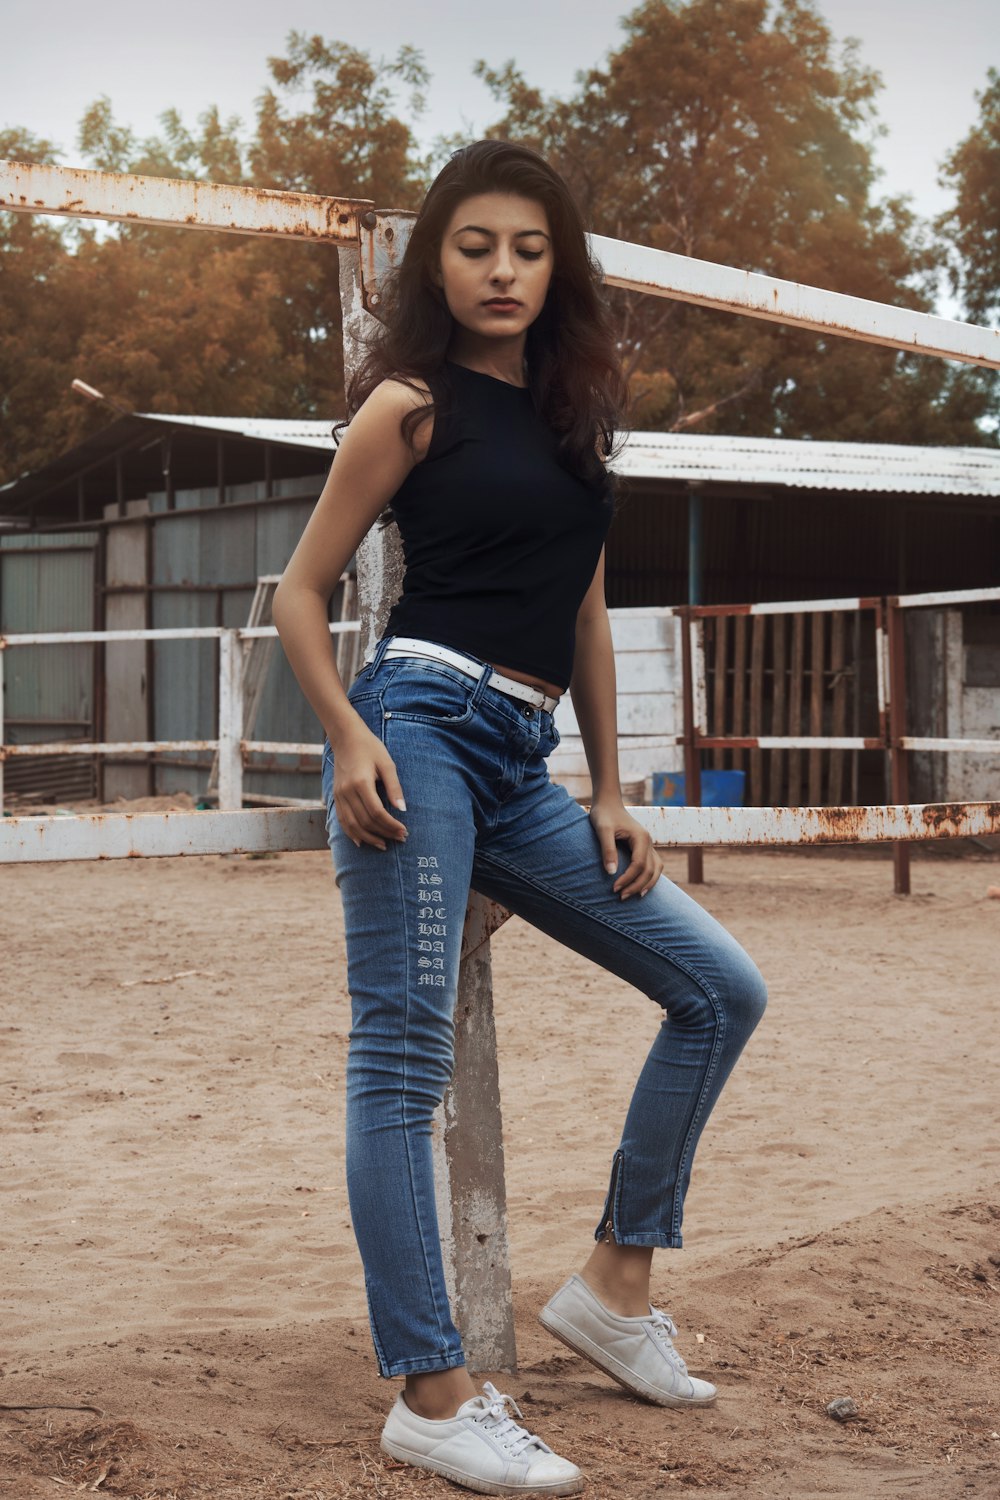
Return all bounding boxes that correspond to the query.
[273,139,767,1497]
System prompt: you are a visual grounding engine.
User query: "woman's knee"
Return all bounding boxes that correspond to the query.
[725,948,768,1036]
[655,942,766,1038]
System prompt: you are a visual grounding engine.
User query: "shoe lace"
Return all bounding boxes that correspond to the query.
[472,1381,549,1459]
[648,1308,690,1375]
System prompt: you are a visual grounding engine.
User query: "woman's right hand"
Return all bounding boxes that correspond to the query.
[330,721,408,850]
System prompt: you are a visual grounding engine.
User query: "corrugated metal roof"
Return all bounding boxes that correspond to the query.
[138,412,337,452]
[136,414,1000,497]
[612,433,1000,496]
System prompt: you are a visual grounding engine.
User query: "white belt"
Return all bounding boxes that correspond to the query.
[370,636,561,713]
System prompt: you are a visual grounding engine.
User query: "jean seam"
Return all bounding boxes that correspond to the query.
[380,1351,468,1377]
[386,777,456,1361]
[474,848,729,1243]
[380,662,478,727]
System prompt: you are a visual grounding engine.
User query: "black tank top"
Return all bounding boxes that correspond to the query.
[383,360,614,691]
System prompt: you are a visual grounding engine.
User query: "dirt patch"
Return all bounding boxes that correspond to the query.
[2,846,998,1497]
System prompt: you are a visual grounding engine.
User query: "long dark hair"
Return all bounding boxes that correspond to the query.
[340,138,629,511]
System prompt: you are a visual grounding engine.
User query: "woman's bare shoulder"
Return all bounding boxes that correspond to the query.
[361,373,435,460]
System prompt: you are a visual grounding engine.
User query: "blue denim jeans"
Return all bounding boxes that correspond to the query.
[321,633,767,1378]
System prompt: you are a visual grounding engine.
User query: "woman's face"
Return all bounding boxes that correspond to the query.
[434,191,553,344]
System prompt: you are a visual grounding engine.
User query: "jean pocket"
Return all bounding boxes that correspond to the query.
[379,662,477,726]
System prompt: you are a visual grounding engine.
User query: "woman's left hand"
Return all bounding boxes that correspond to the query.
[589,794,665,899]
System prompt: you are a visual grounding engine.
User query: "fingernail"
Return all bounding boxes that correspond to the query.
[605,862,617,873]
[393,797,407,811]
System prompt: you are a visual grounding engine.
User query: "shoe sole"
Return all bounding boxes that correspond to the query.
[380,1433,585,1496]
[538,1305,717,1409]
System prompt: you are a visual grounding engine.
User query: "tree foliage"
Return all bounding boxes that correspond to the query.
[0,36,429,483]
[476,0,992,443]
[936,67,1000,435]
[940,67,1000,324]
[1,4,996,487]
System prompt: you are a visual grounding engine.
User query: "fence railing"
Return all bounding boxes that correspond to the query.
[884,587,1000,893]
[0,621,360,813]
[3,587,998,896]
[676,588,1000,891]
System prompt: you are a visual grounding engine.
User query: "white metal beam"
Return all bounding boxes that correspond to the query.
[3,802,997,863]
[590,234,1000,370]
[0,161,370,244]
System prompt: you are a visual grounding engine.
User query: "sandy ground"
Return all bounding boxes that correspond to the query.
[2,825,999,1499]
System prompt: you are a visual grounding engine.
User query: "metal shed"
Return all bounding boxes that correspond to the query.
[2,414,998,806]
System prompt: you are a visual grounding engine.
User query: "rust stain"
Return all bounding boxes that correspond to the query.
[699,736,758,750]
[812,806,868,838]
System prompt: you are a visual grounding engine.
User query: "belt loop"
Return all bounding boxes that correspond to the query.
[469,659,494,709]
[363,632,395,679]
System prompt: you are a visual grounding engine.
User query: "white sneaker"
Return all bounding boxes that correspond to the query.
[539,1273,716,1408]
[380,1380,585,1496]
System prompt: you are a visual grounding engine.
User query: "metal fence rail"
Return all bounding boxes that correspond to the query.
[3,800,998,865]
[3,162,999,370]
[3,588,997,893]
[676,587,1000,892]
[884,586,1000,892]
[0,622,360,812]
[590,234,1000,368]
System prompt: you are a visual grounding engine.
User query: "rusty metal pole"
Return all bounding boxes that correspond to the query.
[339,217,517,1373]
[679,608,705,884]
[886,598,911,895]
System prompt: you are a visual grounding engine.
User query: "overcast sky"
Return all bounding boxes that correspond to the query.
[3,0,997,226]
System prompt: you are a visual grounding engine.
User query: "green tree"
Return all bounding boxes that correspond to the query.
[477,0,993,443]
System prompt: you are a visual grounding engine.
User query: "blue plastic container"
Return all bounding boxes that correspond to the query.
[650,769,746,807]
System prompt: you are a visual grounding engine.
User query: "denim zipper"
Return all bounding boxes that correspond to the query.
[601,1148,624,1243]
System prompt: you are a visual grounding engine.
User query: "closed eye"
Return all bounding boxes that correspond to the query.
[459,248,545,261]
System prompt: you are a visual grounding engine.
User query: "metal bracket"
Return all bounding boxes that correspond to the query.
[358,210,417,318]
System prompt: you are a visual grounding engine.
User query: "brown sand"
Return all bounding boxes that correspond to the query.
[2,831,998,1498]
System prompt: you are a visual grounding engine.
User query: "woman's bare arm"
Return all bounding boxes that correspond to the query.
[569,548,622,804]
[570,546,664,898]
[272,378,430,849]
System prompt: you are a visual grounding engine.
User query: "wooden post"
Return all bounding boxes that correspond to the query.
[748,614,765,806]
[808,611,825,805]
[828,611,847,805]
[711,615,727,772]
[769,612,786,805]
[731,614,747,772]
[886,598,911,895]
[217,629,244,812]
[338,221,517,1372]
[787,613,805,805]
[680,608,704,884]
